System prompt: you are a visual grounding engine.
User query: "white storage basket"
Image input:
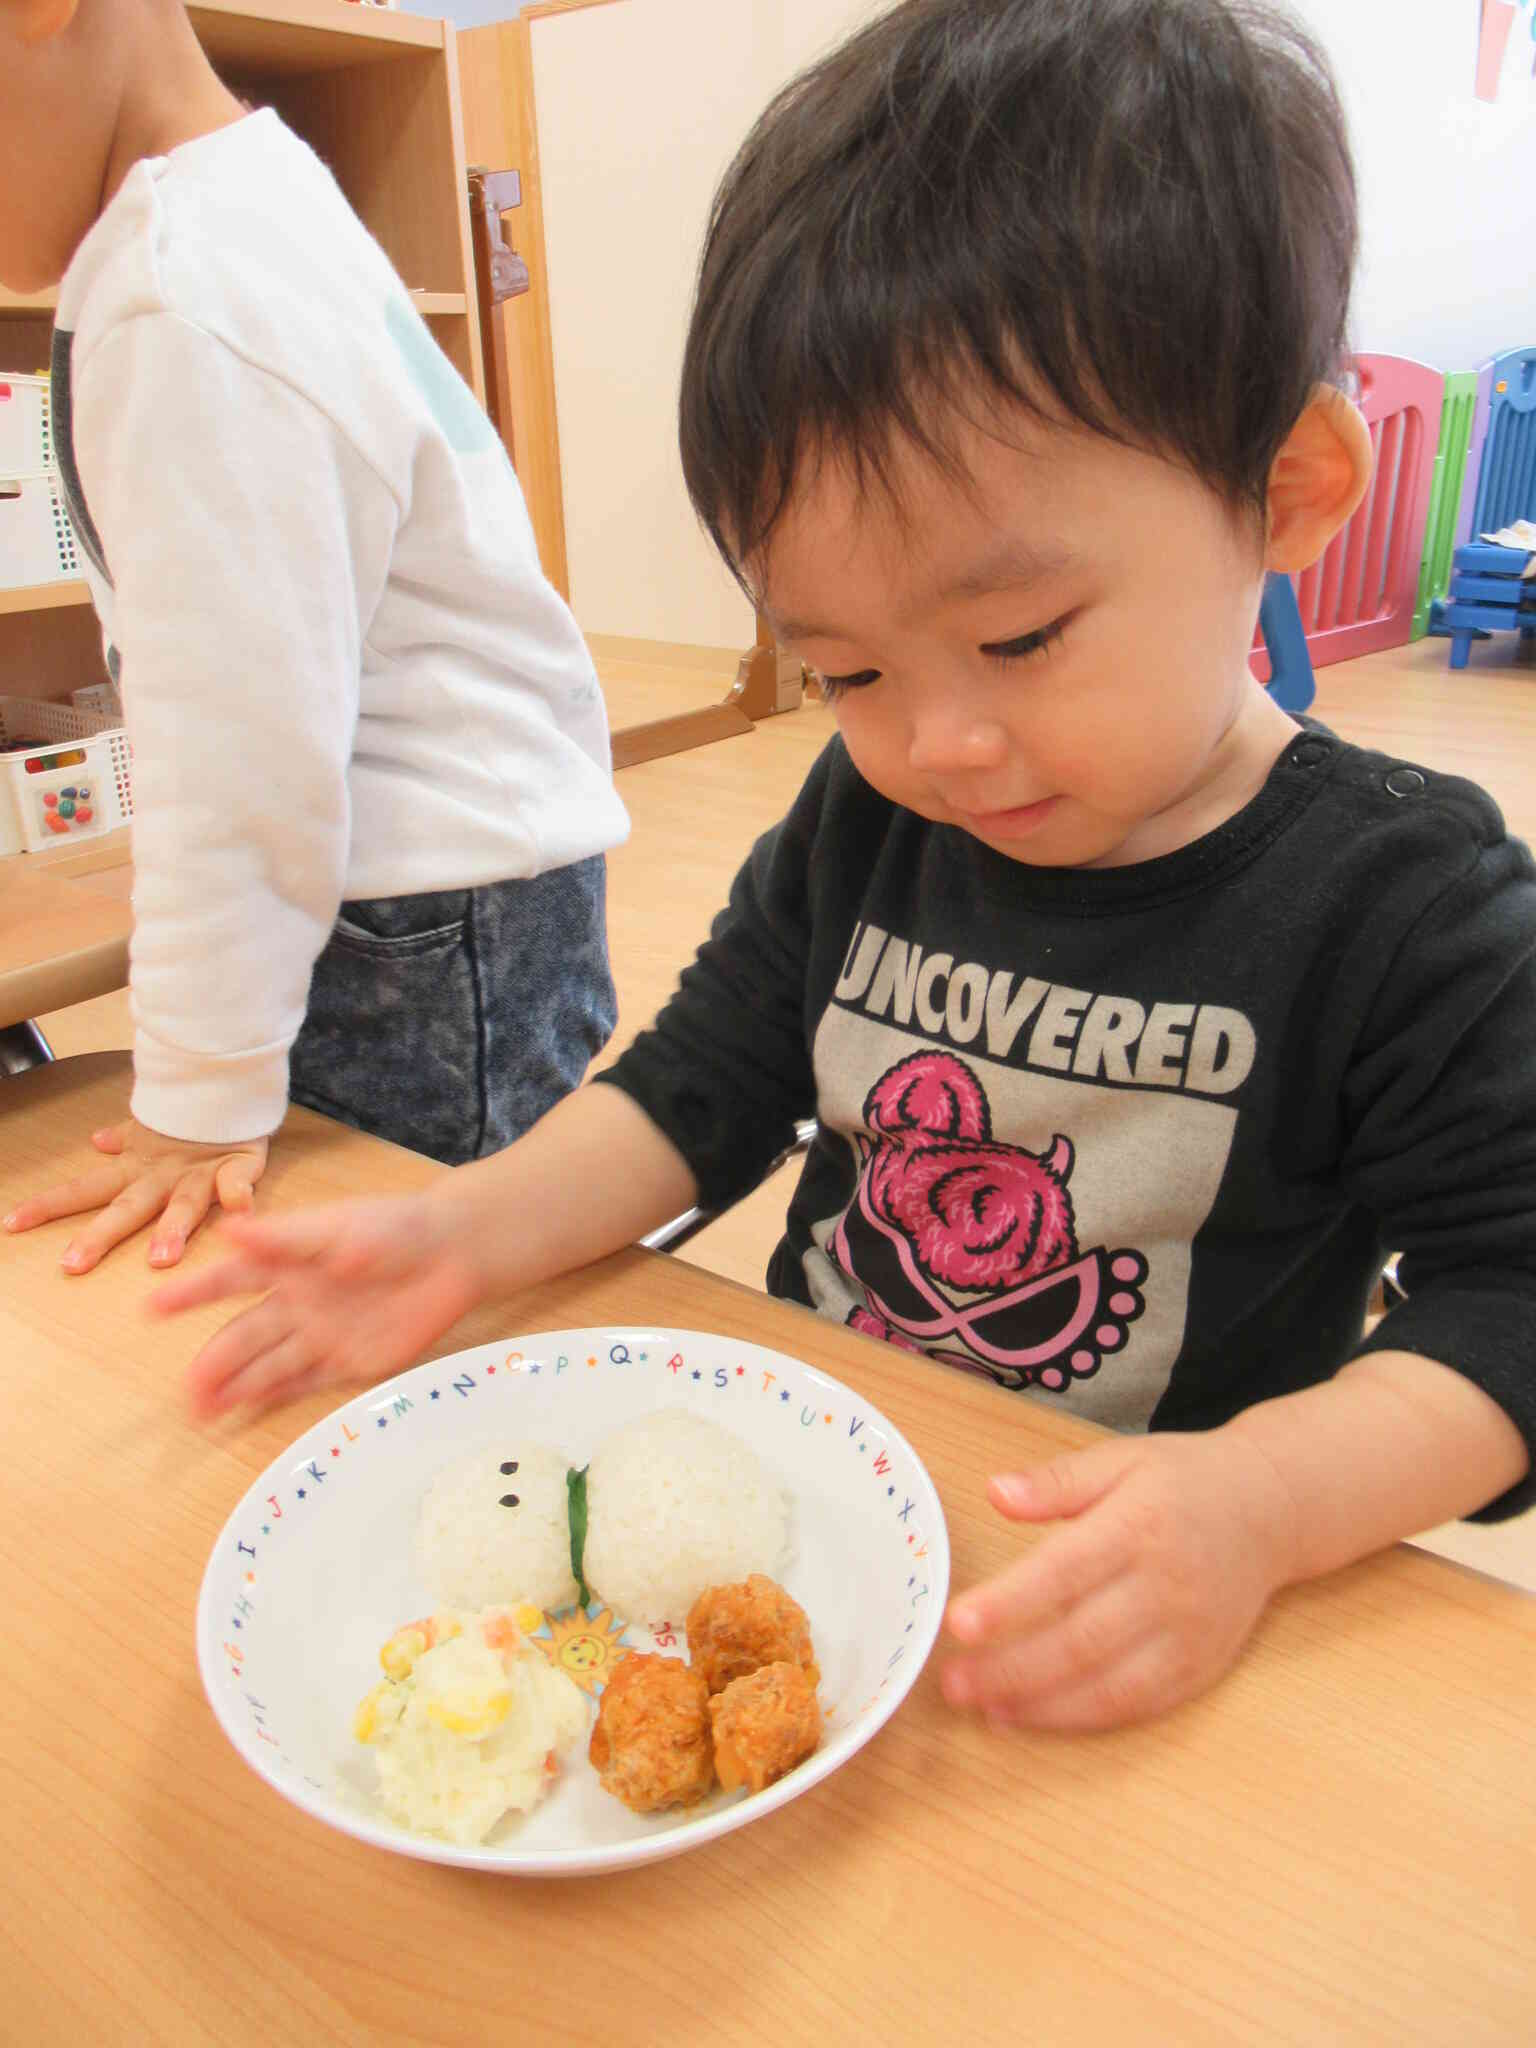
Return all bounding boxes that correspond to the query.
[0,374,54,479]
[0,472,81,589]
[0,695,132,856]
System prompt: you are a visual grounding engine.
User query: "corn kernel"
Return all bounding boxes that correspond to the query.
[380,1625,430,1680]
[353,1685,387,1744]
[426,1691,512,1737]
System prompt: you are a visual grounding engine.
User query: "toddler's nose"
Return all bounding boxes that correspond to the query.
[906,705,1008,776]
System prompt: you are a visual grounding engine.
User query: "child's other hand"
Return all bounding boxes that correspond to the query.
[941,1432,1297,1733]
[148,1194,483,1418]
[2,1116,268,1274]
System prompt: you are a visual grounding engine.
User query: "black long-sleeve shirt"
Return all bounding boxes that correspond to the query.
[599,721,1536,1520]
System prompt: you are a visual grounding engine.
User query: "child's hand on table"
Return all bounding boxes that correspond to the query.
[941,1431,1296,1733]
[149,1193,485,1418]
[2,1115,269,1274]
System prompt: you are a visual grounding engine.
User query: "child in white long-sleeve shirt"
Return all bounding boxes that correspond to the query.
[1,0,628,1273]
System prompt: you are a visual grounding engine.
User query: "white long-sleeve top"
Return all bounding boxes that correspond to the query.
[52,110,629,1143]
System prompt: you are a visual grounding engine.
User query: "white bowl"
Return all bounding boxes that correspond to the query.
[197,1325,951,1875]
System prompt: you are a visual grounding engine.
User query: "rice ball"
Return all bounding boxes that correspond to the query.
[418,1443,579,1614]
[582,1413,788,1628]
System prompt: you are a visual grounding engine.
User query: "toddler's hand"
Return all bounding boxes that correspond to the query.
[2,1115,268,1274]
[149,1193,485,1418]
[941,1431,1298,1733]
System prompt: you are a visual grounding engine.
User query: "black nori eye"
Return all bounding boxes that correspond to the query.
[500,1460,519,1475]
[499,1492,520,1507]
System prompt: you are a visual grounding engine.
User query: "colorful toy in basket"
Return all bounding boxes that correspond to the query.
[0,695,132,857]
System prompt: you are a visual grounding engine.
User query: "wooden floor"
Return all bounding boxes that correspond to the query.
[33,629,1536,1590]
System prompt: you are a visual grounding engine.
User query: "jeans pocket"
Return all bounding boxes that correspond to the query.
[290,891,484,1163]
[330,915,466,956]
[330,887,471,956]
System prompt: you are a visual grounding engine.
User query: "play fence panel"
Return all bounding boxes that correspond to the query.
[1412,370,1478,640]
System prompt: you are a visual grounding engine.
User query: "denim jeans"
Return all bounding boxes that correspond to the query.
[288,855,615,1164]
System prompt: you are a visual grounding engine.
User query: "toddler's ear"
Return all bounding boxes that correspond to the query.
[1263,385,1372,573]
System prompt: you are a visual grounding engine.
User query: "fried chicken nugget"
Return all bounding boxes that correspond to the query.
[685,1574,820,1696]
[709,1662,822,1795]
[588,1653,715,1814]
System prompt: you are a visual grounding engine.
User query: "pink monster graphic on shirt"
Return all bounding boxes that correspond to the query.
[830,1050,1148,1392]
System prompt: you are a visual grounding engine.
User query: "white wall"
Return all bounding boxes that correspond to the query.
[532,0,885,647]
[399,0,525,25]
[531,0,1536,648]
[1288,0,1536,370]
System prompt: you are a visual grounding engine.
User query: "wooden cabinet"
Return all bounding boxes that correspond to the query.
[0,0,482,707]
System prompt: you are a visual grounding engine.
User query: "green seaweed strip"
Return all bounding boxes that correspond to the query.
[567,1464,591,1609]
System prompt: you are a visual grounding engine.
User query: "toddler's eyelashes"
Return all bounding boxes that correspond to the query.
[816,667,881,698]
[816,619,1065,699]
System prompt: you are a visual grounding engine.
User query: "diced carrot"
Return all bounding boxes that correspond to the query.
[482,1611,522,1653]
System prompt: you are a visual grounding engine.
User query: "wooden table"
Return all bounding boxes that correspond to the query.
[3,1052,1533,2046]
[0,828,132,1031]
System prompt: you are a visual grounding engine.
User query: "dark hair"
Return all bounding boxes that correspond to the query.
[679,0,1357,572]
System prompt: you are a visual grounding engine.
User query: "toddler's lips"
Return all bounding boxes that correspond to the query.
[953,795,1061,839]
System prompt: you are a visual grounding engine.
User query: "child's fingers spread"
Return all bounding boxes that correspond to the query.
[204,1321,364,1421]
[186,1296,307,1415]
[945,1520,1129,1648]
[227,1354,345,1425]
[205,1331,320,1419]
[147,1251,281,1316]
[59,1172,177,1272]
[4,1161,132,1235]
[148,1164,224,1268]
[941,1579,1153,1716]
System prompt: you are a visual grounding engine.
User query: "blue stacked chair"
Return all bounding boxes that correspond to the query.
[1428,541,1536,669]
[1430,345,1535,668]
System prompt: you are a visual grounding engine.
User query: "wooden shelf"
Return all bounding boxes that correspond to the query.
[0,822,132,883]
[0,582,92,617]
[0,0,484,713]
[0,148,472,337]
[188,0,443,75]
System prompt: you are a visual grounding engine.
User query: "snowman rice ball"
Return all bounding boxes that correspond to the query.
[418,1443,579,1614]
[417,1415,789,1628]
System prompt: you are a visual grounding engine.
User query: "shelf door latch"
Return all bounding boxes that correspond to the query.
[467,167,531,305]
